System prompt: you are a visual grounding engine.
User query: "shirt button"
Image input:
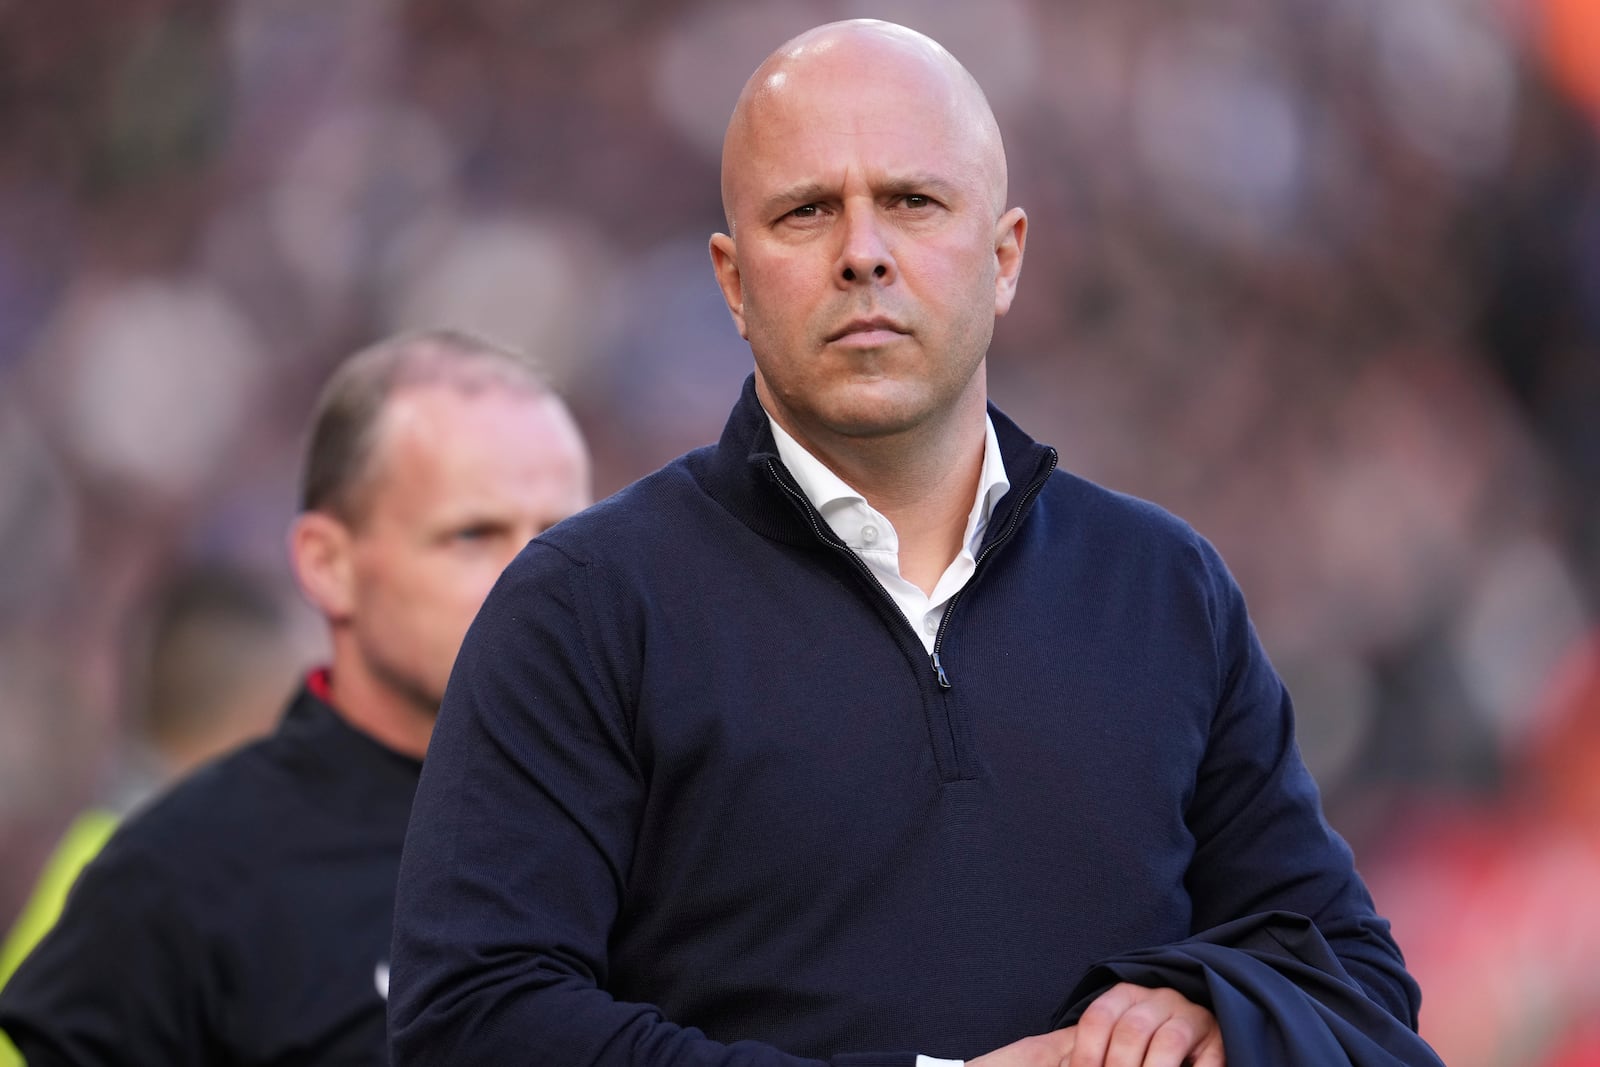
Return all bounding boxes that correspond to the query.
[861,525,879,545]
[923,615,940,634]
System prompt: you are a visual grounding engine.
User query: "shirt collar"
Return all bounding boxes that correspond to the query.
[766,413,1011,556]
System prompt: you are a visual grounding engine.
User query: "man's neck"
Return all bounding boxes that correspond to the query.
[876,440,984,596]
[778,403,988,597]
[323,651,434,760]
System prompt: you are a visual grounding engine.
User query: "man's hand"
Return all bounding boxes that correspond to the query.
[967,1029,1077,1066]
[1063,982,1224,1067]
[949,982,1225,1067]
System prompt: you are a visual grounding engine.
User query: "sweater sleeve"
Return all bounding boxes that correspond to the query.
[1050,912,1445,1066]
[388,543,912,1067]
[1179,534,1423,1030]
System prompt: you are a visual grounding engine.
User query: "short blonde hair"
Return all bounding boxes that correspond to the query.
[298,328,552,523]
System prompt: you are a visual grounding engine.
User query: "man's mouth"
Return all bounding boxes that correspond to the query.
[826,317,907,345]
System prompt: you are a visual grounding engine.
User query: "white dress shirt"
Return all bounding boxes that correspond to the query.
[766,414,1010,657]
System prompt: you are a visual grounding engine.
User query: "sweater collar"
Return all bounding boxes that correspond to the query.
[695,374,1058,552]
[765,406,1011,561]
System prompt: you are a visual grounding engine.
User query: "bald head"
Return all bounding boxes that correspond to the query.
[706,17,1027,462]
[720,20,1009,234]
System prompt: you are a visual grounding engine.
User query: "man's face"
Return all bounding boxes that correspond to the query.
[711,32,1025,453]
[341,384,591,718]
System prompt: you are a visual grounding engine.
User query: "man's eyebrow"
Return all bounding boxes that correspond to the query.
[879,174,961,199]
[758,181,833,219]
[758,175,962,219]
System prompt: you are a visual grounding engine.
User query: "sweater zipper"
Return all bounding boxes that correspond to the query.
[767,447,1059,691]
[927,447,1059,688]
[766,458,970,779]
[765,460,934,670]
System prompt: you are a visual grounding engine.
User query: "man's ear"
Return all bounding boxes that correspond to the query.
[993,207,1028,317]
[289,511,356,623]
[709,233,749,340]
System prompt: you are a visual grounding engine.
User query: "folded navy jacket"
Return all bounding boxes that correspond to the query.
[1052,912,1447,1067]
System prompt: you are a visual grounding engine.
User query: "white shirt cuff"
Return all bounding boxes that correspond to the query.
[915,1058,964,1067]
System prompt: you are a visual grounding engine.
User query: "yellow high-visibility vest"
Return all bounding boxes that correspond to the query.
[0,809,121,1067]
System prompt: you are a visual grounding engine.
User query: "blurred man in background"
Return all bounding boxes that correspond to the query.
[0,327,593,1065]
[0,561,311,1067]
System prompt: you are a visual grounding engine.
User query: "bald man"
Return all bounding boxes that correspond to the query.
[390,21,1430,1067]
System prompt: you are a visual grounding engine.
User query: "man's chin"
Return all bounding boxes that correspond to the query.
[817,385,928,439]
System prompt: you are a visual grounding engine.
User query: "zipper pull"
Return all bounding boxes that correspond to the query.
[931,651,952,689]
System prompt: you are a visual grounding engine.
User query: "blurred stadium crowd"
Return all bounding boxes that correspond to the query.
[1,1,1597,1064]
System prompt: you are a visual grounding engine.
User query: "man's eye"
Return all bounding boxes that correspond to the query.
[903,195,931,208]
[788,204,820,219]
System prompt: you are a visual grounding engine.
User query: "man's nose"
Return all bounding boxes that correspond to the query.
[835,205,896,286]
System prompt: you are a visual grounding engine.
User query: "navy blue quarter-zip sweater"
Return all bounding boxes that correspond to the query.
[390,376,1422,1066]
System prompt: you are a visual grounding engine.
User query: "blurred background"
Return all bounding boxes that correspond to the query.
[0,0,1597,1063]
